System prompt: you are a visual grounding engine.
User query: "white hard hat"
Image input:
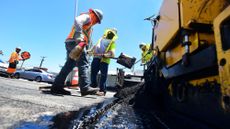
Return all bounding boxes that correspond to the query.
[111,28,117,34]
[139,42,146,48]
[16,47,21,50]
[92,9,103,24]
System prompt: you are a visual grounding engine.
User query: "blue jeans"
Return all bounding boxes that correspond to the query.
[52,41,90,91]
[90,58,108,93]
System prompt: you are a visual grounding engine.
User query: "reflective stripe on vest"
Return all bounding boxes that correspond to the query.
[66,23,92,44]
[66,25,76,40]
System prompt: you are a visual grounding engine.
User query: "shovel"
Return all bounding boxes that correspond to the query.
[114,53,136,69]
[92,52,136,69]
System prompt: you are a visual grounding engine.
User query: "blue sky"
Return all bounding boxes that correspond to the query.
[0,0,163,73]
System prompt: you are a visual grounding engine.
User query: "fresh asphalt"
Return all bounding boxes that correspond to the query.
[0,76,115,129]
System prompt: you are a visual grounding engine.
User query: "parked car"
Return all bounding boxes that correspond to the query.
[13,68,55,83]
[0,59,8,76]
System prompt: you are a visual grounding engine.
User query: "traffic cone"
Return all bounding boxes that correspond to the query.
[71,67,79,86]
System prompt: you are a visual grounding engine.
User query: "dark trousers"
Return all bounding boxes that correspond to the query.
[52,41,90,91]
[90,58,108,93]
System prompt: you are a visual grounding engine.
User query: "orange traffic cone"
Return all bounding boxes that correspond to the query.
[71,67,79,86]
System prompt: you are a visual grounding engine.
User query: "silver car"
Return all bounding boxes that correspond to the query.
[14,68,55,83]
[0,59,8,76]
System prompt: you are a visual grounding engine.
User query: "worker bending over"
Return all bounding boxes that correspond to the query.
[51,9,103,96]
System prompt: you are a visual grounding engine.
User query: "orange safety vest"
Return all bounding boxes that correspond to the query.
[66,21,92,45]
[8,52,20,63]
[7,52,20,74]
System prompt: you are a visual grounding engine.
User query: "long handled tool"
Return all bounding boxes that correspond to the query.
[92,53,136,69]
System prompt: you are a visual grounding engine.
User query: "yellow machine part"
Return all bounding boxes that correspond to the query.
[214,6,230,96]
[154,0,228,51]
[181,0,228,28]
[167,75,220,97]
[165,32,215,67]
[154,0,179,51]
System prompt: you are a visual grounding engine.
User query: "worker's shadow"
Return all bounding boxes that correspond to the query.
[40,90,97,99]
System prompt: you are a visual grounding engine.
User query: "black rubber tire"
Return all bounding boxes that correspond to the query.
[35,76,42,82]
[14,73,20,79]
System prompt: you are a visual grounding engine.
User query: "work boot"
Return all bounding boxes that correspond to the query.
[90,84,98,88]
[81,86,99,96]
[51,86,71,95]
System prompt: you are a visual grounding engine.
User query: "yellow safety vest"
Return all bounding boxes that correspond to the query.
[141,44,153,64]
[94,29,118,64]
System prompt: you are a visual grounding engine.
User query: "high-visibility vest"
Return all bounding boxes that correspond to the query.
[8,52,20,63]
[7,52,20,74]
[141,44,153,63]
[93,29,118,64]
[66,22,92,45]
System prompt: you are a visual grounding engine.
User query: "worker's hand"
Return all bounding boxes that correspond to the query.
[103,51,114,58]
[103,53,112,58]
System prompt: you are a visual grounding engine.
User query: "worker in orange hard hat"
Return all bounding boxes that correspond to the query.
[51,9,103,96]
[7,47,22,77]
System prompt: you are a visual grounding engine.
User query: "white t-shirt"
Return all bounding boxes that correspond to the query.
[94,38,111,58]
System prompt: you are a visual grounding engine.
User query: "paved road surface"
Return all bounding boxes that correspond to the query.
[0,77,115,129]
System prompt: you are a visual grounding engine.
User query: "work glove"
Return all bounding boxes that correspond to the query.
[69,42,86,61]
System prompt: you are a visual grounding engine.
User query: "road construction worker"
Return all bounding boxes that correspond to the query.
[7,47,22,77]
[139,43,153,65]
[88,28,118,96]
[51,9,103,96]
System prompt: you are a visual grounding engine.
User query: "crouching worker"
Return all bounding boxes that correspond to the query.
[88,28,118,96]
[7,47,22,77]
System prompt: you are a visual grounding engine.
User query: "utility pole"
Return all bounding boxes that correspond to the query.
[74,0,79,19]
[39,56,46,68]
[20,60,25,69]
